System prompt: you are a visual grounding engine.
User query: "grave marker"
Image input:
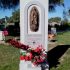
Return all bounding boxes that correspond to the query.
[0,31,3,41]
[20,0,48,70]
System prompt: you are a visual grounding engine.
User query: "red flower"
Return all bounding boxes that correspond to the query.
[3,30,8,36]
[7,39,47,66]
[28,53,33,60]
[33,61,38,66]
[25,56,29,61]
[34,46,43,54]
[20,56,25,60]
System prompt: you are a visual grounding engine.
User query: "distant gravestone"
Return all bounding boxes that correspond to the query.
[20,0,48,70]
[0,31,3,41]
[51,27,57,35]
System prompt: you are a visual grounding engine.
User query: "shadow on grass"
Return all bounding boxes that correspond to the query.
[48,45,70,69]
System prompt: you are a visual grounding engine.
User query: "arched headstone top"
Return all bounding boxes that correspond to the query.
[30,6,39,32]
[24,1,45,35]
[24,1,45,10]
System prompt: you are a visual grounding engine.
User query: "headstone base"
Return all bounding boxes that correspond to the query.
[19,61,41,70]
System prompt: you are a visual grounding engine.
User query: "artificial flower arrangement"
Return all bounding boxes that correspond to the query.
[7,39,48,66]
[3,29,8,36]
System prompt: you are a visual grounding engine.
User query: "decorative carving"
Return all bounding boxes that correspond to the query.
[30,6,39,32]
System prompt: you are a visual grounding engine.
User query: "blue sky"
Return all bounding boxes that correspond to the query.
[0,6,19,19]
[49,0,70,19]
[0,9,13,19]
[0,0,70,19]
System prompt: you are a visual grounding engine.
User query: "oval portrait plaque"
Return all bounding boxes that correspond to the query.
[30,6,39,32]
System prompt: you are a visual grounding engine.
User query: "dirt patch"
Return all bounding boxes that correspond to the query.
[48,42,57,51]
[0,41,9,46]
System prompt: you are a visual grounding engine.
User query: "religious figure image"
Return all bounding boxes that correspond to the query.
[30,6,39,32]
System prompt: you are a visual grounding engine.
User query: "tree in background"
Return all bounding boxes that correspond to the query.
[7,9,20,23]
[0,0,64,10]
[49,17,61,23]
[12,9,20,23]
[0,0,66,35]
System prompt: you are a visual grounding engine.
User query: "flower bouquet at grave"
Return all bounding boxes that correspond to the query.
[3,29,8,36]
[2,29,8,41]
[7,39,48,66]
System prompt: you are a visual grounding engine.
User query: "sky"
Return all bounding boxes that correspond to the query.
[0,6,19,19]
[0,0,70,19]
[0,9,13,19]
[49,0,70,19]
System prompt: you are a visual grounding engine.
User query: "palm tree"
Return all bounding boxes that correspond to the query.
[49,0,64,11]
[0,0,64,9]
[0,0,19,9]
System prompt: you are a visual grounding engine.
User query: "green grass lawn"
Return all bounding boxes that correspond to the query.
[50,31,70,70]
[57,31,70,45]
[0,31,70,70]
[0,44,20,70]
[50,47,70,70]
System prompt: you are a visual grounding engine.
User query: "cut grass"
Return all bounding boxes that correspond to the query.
[50,31,70,70]
[50,47,70,70]
[57,31,70,45]
[0,31,70,70]
[0,44,20,70]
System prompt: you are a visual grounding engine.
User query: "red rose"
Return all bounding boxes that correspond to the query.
[33,61,37,66]
[20,56,25,60]
[3,30,8,36]
[29,53,33,60]
[25,56,29,61]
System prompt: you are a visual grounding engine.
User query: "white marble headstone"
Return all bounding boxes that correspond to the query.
[20,0,48,70]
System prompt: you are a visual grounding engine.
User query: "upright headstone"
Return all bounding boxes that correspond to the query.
[0,31,3,41]
[20,0,48,70]
[51,27,57,35]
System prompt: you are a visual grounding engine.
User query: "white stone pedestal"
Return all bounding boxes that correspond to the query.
[19,61,41,70]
